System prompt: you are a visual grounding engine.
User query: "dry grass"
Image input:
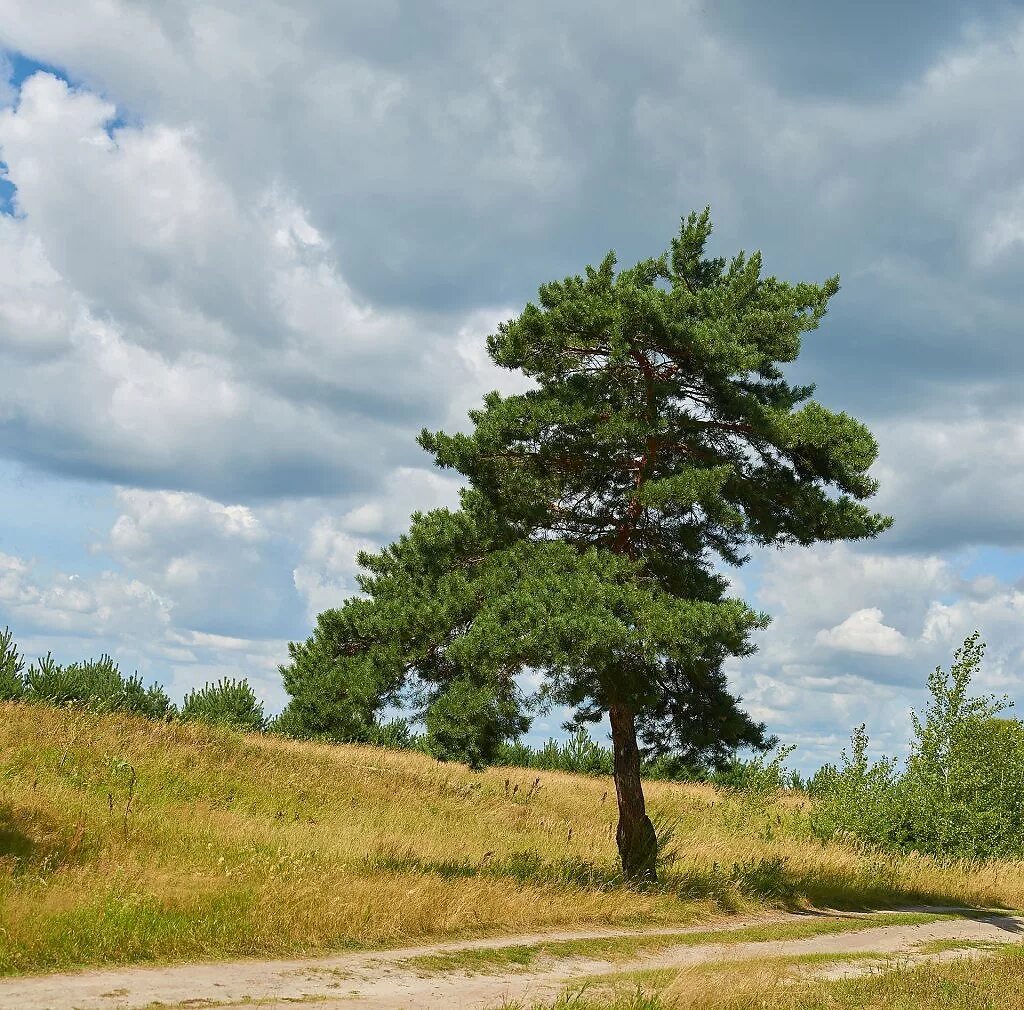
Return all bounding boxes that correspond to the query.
[502,946,1024,1009]
[1,703,1023,977]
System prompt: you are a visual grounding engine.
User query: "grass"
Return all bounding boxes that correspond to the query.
[403,911,949,974]
[496,944,1024,1009]
[913,937,1010,955]
[2,703,1024,977]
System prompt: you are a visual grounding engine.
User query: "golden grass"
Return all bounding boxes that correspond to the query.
[502,946,1024,1009]
[1,703,1023,976]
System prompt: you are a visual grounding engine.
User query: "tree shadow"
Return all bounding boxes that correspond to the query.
[0,803,88,875]
[661,854,1021,918]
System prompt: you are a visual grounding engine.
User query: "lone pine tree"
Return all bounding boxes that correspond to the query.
[284,209,891,881]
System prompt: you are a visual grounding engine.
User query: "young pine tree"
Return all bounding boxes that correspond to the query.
[287,210,891,881]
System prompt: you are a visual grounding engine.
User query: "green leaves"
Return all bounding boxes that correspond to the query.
[0,626,25,702]
[811,634,1024,861]
[420,209,889,567]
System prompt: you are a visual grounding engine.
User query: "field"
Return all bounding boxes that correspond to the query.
[1,702,1023,980]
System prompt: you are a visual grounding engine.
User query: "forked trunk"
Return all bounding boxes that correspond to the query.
[608,702,658,882]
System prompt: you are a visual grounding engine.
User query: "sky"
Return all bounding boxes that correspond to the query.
[0,1,1022,772]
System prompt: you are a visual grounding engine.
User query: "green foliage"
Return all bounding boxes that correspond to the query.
[181,678,266,732]
[811,633,1024,861]
[496,728,616,776]
[493,729,798,791]
[0,627,25,701]
[279,209,888,841]
[423,676,530,769]
[808,725,903,845]
[364,717,419,750]
[113,673,176,721]
[275,604,405,742]
[709,744,799,795]
[1,639,175,719]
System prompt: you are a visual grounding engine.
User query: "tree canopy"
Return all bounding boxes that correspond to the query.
[281,209,891,879]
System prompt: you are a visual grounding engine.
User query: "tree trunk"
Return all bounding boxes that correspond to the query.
[609,702,658,882]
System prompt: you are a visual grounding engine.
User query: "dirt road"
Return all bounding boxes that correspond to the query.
[2,908,1021,1010]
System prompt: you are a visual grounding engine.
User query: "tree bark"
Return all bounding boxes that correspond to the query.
[608,702,658,882]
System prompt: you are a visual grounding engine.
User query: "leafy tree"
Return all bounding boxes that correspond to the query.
[899,634,1023,859]
[811,634,1024,860]
[181,678,266,732]
[630,656,775,769]
[286,210,890,880]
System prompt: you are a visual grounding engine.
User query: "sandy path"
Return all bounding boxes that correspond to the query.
[2,909,1021,1010]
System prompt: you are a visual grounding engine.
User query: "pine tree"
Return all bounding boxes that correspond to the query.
[285,209,891,880]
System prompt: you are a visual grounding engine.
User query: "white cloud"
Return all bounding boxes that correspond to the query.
[869,408,1024,550]
[1,2,1024,764]
[816,607,909,656]
[0,545,292,708]
[725,543,1024,769]
[0,72,518,500]
[0,550,172,643]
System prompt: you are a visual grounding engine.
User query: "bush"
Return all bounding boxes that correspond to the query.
[365,718,419,750]
[808,725,903,845]
[117,673,176,720]
[492,729,794,790]
[181,678,266,732]
[508,729,616,775]
[710,745,798,796]
[12,646,176,718]
[811,633,1024,861]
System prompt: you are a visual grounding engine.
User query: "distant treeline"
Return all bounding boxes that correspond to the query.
[0,626,791,789]
[7,625,1023,862]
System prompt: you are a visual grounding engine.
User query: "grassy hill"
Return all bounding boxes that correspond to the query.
[1,703,1022,977]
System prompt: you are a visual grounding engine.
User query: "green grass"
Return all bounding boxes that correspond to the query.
[404,911,949,974]
[913,937,1010,955]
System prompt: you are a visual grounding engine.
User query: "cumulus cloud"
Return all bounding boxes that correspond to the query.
[0,544,293,709]
[725,543,1024,768]
[0,71,519,500]
[816,608,909,656]
[0,2,1022,760]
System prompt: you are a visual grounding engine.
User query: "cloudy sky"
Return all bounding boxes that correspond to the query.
[1,1,1022,770]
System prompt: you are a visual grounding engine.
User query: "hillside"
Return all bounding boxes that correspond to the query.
[1,703,1022,976]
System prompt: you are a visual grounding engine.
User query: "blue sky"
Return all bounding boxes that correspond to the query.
[1,1,1023,771]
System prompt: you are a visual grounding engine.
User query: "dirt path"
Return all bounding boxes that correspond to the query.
[3,909,1022,1010]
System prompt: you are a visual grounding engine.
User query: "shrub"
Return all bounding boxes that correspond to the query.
[24,653,120,705]
[117,673,176,720]
[811,633,1024,861]
[17,649,176,718]
[711,745,797,796]
[181,678,266,732]
[364,717,418,749]
[808,725,903,845]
